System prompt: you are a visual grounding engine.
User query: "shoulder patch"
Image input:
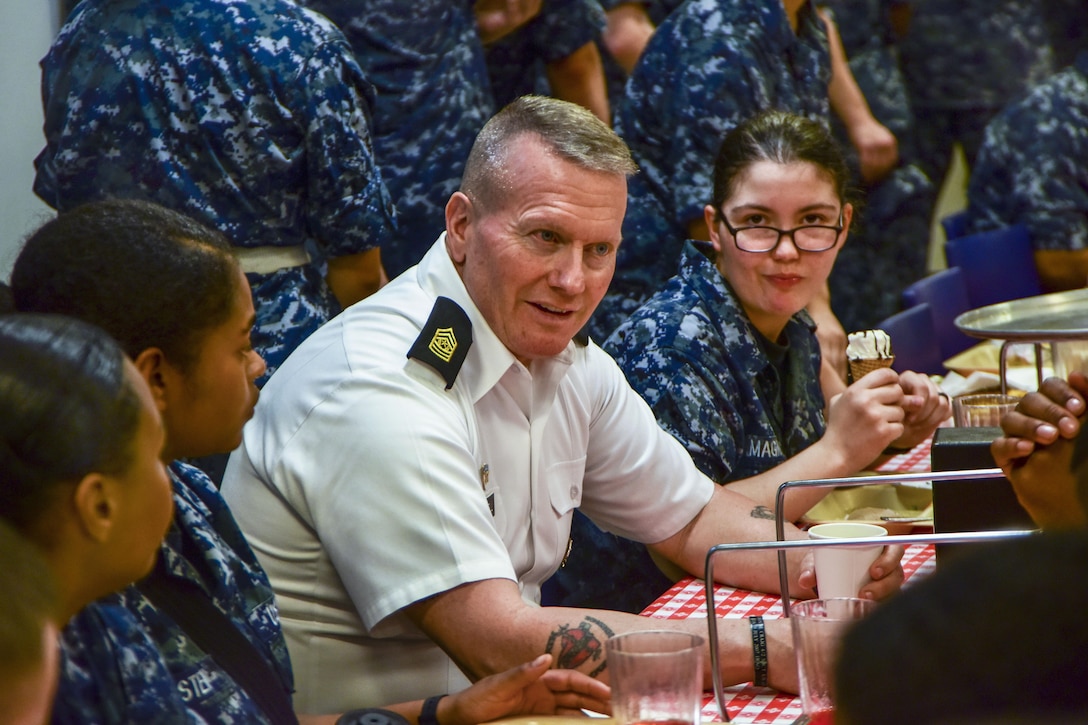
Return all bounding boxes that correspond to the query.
[407,296,473,389]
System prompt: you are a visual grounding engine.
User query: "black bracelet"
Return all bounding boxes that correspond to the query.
[420,694,446,725]
[749,615,769,687]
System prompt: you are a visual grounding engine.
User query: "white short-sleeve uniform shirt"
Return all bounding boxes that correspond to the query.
[221,236,715,712]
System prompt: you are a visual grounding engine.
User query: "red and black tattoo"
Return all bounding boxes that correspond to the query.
[546,615,615,677]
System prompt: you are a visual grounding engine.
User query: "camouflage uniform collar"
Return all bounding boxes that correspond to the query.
[676,241,813,380]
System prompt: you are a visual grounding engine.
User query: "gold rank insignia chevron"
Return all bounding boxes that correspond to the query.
[407,296,473,389]
[429,327,457,362]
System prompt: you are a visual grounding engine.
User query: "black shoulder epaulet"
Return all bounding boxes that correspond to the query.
[407,296,473,389]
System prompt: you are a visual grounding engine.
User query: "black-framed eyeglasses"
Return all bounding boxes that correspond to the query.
[718,209,845,253]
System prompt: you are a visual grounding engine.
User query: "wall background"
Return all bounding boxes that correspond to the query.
[0,0,59,280]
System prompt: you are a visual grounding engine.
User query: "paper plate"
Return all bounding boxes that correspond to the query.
[801,483,933,535]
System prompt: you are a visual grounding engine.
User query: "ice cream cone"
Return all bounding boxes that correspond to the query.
[847,356,896,384]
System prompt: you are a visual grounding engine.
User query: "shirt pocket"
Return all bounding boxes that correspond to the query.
[546,456,588,518]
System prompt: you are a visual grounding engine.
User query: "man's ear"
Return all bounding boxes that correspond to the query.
[132,347,169,412]
[444,191,473,265]
[72,473,116,544]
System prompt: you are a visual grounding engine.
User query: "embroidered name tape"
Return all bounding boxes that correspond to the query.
[407,296,473,389]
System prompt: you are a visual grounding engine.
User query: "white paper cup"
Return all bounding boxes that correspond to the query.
[808,522,888,599]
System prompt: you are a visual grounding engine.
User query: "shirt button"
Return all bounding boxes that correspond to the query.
[569,486,579,498]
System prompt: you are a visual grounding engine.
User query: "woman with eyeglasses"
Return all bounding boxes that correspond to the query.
[546,112,946,613]
[607,112,947,519]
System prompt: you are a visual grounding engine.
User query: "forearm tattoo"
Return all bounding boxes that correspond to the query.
[546,615,615,677]
[751,505,775,520]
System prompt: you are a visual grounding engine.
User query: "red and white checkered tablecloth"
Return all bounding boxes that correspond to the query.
[640,544,936,723]
[874,435,932,474]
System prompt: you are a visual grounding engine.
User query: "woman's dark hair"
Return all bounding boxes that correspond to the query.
[0,314,142,532]
[711,111,857,216]
[11,199,238,372]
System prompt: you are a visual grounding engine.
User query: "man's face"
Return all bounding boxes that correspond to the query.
[446,135,626,365]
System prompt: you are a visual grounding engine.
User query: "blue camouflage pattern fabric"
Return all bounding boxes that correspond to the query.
[816,0,935,332]
[593,0,831,341]
[964,51,1088,254]
[898,0,1057,180]
[35,0,397,383]
[546,244,826,612]
[595,0,685,113]
[303,0,494,278]
[821,0,914,158]
[486,0,606,108]
[52,462,292,724]
[610,244,827,483]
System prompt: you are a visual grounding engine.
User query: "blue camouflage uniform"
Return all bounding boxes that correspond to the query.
[820,0,915,160]
[898,0,1057,184]
[35,0,397,383]
[546,244,826,612]
[964,51,1088,255]
[594,0,831,341]
[52,462,293,724]
[486,0,606,109]
[303,0,494,278]
[595,0,685,114]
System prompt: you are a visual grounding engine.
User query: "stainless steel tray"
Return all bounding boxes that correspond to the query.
[954,288,1088,341]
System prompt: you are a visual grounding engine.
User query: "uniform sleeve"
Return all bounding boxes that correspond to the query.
[622,18,762,229]
[524,0,607,62]
[235,344,517,633]
[967,81,1088,252]
[298,40,398,259]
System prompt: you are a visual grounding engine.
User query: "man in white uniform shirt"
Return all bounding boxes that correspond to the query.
[221,96,904,714]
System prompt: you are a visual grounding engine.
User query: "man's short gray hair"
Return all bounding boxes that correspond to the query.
[461,95,637,211]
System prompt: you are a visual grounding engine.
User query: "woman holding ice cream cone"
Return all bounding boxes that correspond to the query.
[609,112,948,521]
[548,112,946,612]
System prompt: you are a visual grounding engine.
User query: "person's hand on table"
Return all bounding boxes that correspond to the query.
[991,373,1088,529]
[888,370,951,450]
[442,654,612,724]
[797,544,905,602]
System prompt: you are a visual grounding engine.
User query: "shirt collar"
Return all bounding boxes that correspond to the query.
[415,233,576,403]
[677,242,815,378]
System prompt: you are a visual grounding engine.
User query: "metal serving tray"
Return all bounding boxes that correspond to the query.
[954,288,1088,342]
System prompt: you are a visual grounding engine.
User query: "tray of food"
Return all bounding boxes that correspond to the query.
[800,483,933,536]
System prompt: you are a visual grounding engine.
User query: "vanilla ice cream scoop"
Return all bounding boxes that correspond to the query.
[846,329,895,382]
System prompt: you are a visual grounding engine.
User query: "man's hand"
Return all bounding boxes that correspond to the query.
[992,373,1088,528]
[475,0,542,44]
[797,544,905,601]
[992,373,1088,472]
[442,654,612,724]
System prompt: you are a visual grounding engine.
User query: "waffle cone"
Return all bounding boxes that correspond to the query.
[848,356,895,384]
